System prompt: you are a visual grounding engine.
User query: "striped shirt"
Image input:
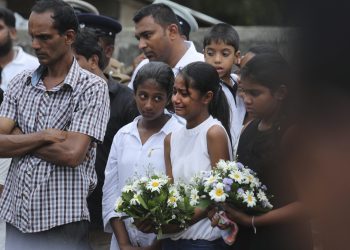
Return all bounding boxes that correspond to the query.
[0,59,110,233]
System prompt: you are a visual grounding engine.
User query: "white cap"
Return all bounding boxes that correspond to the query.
[63,0,99,15]
[153,0,198,33]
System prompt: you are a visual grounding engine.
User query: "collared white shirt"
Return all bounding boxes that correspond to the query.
[221,73,246,151]
[102,115,182,250]
[128,41,204,89]
[1,46,39,91]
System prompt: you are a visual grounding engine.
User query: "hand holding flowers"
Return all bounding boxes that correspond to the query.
[190,160,273,214]
[115,172,194,238]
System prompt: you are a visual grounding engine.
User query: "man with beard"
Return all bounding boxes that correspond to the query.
[0,7,38,91]
[0,7,38,250]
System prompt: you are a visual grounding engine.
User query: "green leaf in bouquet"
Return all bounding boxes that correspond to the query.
[158,189,168,202]
[147,199,157,208]
[122,191,134,202]
[125,210,143,219]
[136,195,149,210]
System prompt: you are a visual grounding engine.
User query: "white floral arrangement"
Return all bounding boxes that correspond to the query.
[190,160,273,214]
[115,172,194,238]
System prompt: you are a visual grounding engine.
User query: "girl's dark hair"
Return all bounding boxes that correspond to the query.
[247,44,280,55]
[133,62,174,102]
[179,61,231,141]
[241,53,291,129]
[241,53,289,92]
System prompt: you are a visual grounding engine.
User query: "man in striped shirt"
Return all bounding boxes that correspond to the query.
[0,0,110,249]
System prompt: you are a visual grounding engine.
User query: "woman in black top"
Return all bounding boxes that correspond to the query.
[219,54,313,250]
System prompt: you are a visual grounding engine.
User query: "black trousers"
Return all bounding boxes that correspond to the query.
[6,220,91,250]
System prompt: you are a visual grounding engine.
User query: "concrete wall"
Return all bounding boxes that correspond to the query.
[116,26,291,66]
[17,26,290,68]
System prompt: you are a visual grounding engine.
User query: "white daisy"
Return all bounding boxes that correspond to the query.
[228,161,239,171]
[216,160,229,172]
[204,175,218,187]
[229,170,244,184]
[140,176,148,183]
[209,183,228,202]
[190,189,200,206]
[146,179,163,192]
[122,184,133,193]
[257,190,268,202]
[167,196,178,208]
[243,190,257,208]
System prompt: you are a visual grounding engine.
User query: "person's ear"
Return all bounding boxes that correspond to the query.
[235,50,241,65]
[9,27,17,40]
[274,84,288,101]
[167,24,179,40]
[65,29,76,45]
[104,44,114,60]
[202,91,214,105]
[89,54,100,70]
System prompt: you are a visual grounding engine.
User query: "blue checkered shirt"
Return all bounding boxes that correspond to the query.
[0,59,110,233]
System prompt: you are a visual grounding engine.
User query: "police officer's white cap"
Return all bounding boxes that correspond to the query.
[63,0,99,15]
[153,0,198,34]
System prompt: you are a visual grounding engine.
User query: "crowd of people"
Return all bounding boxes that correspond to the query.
[0,0,349,250]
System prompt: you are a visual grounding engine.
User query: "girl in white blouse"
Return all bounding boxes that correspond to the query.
[102,62,182,250]
[163,62,233,250]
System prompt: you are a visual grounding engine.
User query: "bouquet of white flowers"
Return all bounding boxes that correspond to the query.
[115,172,194,238]
[190,160,273,214]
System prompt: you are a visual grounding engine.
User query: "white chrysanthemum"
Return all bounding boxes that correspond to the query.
[228,161,239,171]
[140,176,148,183]
[122,184,133,193]
[257,190,268,202]
[204,175,218,187]
[229,170,244,184]
[209,183,228,202]
[216,160,228,171]
[115,196,124,210]
[131,180,141,191]
[243,190,257,207]
[169,186,179,197]
[167,196,178,208]
[130,194,140,205]
[146,179,163,192]
[190,188,200,206]
[263,200,273,209]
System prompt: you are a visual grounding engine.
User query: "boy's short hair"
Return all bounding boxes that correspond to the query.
[203,23,240,52]
[0,7,15,28]
[72,28,107,70]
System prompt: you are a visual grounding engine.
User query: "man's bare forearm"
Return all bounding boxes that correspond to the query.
[0,133,48,157]
[33,132,91,167]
